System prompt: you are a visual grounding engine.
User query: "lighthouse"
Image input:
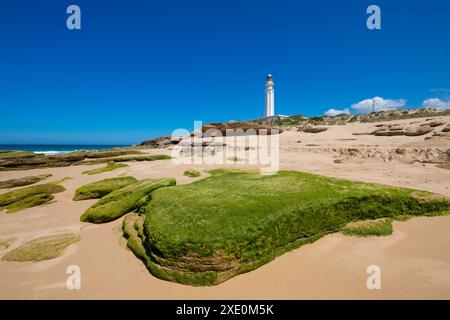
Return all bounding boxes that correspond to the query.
[264,73,275,117]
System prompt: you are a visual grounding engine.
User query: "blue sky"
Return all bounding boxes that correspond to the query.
[1,0,449,144]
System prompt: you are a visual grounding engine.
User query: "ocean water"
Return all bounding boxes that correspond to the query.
[0,145,129,155]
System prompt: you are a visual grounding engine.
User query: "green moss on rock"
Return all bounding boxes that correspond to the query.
[85,154,171,164]
[73,176,138,201]
[80,178,176,223]
[136,169,450,286]
[0,151,36,159]
[183,169,201,178]
[0,174,52,189]
[5,194,55,213]
[82,162,128,175]
[2,234,80,262]
[0,183,65,207]
[86,148,142,159]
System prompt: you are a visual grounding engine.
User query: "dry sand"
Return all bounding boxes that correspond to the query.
[0,116,449,299]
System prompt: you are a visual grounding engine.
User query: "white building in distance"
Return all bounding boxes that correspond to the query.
[264,73,275,117]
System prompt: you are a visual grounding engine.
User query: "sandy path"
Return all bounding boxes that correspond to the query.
[0,117,449,299]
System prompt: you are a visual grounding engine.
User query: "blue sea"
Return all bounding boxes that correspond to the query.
[0,145,129,155]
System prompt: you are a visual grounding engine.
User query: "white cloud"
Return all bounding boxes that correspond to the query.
[351,96,406,113]
[422,98,450,109]
[324,108,350,116]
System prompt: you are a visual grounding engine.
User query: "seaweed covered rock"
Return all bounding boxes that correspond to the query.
[0,151,86,170]
[127,169,450,286]
[73,176,138,201]
[84,154,172,164]
[47,151,87,162]
[0,148,170,170]
[0,174,52,189]
[82,162,128,175]
[123,214,148,260]
[0,183,65,207]
[183,169,201,178]
[86,149,142,159]
[80,178,176,223]
[5,194,54,213]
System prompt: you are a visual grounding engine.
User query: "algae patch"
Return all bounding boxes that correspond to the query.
[73,176,138,201]
[2,234,80,262]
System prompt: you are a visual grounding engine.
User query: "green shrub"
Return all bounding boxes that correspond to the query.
[80,178,176,223]
[73,176,138,201]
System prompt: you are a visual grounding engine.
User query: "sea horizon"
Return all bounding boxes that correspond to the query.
[0,144,130,155]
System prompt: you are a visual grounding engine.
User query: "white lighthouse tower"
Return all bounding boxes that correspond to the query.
[264,73,275,117]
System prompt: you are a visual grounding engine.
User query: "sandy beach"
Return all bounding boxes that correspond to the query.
[1,115,449,299]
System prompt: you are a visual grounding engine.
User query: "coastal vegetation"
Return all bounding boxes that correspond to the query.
[121,169,450,286]
[0,174,52,189]
[2,234,80,262]
[82,162,128,175]
[183,169,201,178]
[254,108,450,128]
[80,178,176,223]
[73,176,138,200]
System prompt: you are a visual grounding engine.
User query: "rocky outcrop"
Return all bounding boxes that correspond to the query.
[405,126,434,136]
[0,151,87,170]
[140,136,181,148]
[0,149,161,171]
[0,174,52,189]
[86,149,141,158]
[423,120,445,127]
[202,122,282,136]
[330,147,450,164]
[300,126,328,133]
[354,122,444,137]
